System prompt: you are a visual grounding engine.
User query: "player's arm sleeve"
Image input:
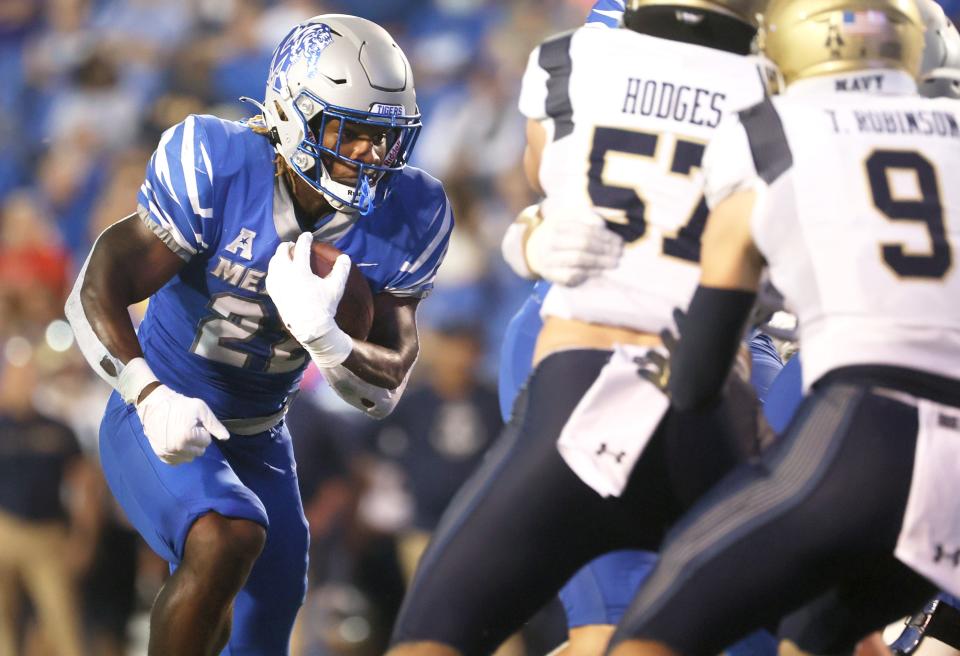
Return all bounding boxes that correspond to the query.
[671,102,788,411]
[65,216,186,401]
[705,97,793,208]
[702,113,761,211]
[136,115,220,261]
[320,362,414,420]
[382,189,454,299]
[518,44,550,121]
[669,287,757,411]
[518,30,574,134]
[64,234,128,391]
[501,204,541,280]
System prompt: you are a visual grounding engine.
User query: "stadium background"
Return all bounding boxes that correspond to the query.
[0,0,958,654]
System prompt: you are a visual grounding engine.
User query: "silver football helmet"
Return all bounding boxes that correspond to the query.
[918,0,960,99]
[261,15,421,214]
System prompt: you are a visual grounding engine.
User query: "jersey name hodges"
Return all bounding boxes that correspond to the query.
[621,77,726,128]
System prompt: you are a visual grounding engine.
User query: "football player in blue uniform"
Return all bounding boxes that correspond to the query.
[65,15,452,656]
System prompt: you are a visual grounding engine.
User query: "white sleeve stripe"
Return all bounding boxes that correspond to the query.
[399,199,452,275]
[140,182,198,256]
[181,116,214,220]
[400,240,449,289]
[141,181,175,229]
[200,140,213,185]
[382,286,429,298]
[138,206,192,261]
[148,198,198,255]
[154,126,180,207]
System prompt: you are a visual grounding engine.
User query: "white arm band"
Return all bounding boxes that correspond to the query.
[117,358,160,405]
[65,247,158,404]
[65,251,124,388]
[501,204,541,280]
[303,328,354,369]
[320,363,413,420]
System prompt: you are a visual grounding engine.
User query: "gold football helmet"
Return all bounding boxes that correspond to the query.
[759,0,925,85]
[626,0,767,27]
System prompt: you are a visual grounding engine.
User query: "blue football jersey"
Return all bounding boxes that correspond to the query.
[135,114,452,420]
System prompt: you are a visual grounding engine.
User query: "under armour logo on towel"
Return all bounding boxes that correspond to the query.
[933,544,960,567]
[596,443,627,463]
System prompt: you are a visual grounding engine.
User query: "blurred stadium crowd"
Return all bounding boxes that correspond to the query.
[2,0,960,655]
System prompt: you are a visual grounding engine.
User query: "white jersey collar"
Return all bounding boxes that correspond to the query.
[272,176,359,243]
[785,69,917,97]
[272,176,300,241]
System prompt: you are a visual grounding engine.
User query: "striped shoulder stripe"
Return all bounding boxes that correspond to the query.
[586,0,625,27]
[738,97,793,185]
[539,32,575,141]
[399,196,453,277]
[181,116,214,220]
[589,0,625,11]
[153,125,180,206]
[401,238,450,290]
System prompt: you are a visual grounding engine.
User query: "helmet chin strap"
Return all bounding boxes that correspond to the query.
[295,165,377,217]
[308,154,378,215]
[357,177,374,216]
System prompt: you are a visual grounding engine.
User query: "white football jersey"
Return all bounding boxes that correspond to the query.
[704,70,960,390]
[519,26,765,333]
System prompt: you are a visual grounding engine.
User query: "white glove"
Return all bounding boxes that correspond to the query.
[136,385,229,465]
[266,231,354,368]
[501,205,540,280]
[525,213,623,286]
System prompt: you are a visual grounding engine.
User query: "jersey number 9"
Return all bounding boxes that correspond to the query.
[866,150,953,279]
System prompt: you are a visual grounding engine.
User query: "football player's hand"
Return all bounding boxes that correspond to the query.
[525,213,623,286]
[266,232,353,367]
[635,308,683,393]
[136,385,229,465]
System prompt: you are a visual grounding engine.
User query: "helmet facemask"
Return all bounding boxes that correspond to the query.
[289,91,421,216]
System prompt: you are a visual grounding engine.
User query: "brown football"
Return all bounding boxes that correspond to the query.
[309,241,374,341]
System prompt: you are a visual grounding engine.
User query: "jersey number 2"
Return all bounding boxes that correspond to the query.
[866,150,953,279]
[587,127,708,262]
[191,293,306,373]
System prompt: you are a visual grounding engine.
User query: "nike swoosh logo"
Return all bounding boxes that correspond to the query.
[356,262,379,267]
